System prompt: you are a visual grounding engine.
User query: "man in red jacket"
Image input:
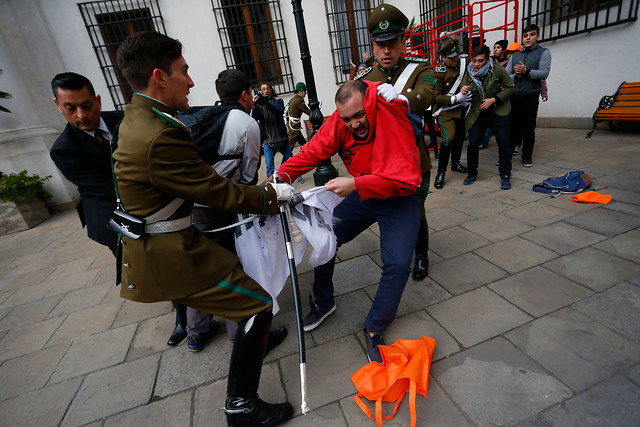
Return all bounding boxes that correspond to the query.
[277,80,421,363]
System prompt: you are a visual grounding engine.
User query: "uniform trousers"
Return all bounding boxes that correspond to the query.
[509,95,539,161]
[436,115,466,173]
[312,191,420,332]
[175,261,272,323]
[467,111,512,177]
[288,131,306,150]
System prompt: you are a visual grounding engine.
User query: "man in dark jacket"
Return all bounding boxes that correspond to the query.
[50,72,121,254]
[50,72,193,349]
[506,23,551,166]
[251,83,292,177]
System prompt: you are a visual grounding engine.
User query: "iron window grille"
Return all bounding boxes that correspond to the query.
[324,0,381,84]
[78,0,166,110]
[523,0,638,42]
[420,0,468,33]
[211,0,294,94]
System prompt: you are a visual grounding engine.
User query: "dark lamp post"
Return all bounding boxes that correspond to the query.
[291,0,338,185]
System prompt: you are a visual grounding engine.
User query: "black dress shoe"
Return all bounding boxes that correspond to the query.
[434,171,445,189]
[265,326,288,356]
[167,323,188,346]
[412,254,429,281]
[225,395,293,426]
[451,162,468,174]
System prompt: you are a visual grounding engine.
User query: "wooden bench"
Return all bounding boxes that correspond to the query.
[586,81,640,138]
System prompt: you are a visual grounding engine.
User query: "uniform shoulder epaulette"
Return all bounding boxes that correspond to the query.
[354,67,372,80]
[405,56,429,63]
[152,107,191,133]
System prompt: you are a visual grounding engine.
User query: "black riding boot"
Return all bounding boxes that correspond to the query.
[225,310,293,426]
[412,215,430,281]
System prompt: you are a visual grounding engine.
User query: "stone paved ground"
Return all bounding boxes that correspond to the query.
[0,127,639,426]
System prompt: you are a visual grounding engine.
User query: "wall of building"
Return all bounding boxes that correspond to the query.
[1,0,638,207]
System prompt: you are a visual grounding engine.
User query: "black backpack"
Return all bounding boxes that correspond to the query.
[178,102,245,167]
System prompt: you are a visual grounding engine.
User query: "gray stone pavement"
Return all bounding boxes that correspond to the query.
[0,127,639,426]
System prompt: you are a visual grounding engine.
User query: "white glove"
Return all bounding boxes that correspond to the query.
[377,83,398,102]
[267,182,294,202]
[451,92,472,105]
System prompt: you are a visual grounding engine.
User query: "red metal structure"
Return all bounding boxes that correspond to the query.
[403,0,519,63]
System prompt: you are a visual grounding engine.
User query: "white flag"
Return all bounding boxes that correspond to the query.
[234,186,343,313]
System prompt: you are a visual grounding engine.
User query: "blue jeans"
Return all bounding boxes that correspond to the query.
[264,141,293,178]
[312,191,420,332]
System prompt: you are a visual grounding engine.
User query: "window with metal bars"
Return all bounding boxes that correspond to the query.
[211,0,294,94]
[78,0,166,110]
[324,0,381,84]
[420,0,467,32]
[523,0,637,42]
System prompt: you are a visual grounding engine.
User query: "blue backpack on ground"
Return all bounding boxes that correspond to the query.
[532,171,593,195]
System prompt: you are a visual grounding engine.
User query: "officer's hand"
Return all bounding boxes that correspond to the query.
[451,91,472,105]
[377,83,398,102]
[267,182,295,202]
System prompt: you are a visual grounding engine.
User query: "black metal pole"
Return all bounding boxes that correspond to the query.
[278,203,310,414]
[291,0,338,185]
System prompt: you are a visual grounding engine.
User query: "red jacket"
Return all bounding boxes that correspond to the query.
[278,81,420,200]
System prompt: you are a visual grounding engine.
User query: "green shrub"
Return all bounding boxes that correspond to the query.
[0,170,52,203]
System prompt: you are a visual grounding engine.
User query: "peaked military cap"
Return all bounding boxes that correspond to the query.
[367,4,409,42]
[438,38,460,58]
[295,82,307,91]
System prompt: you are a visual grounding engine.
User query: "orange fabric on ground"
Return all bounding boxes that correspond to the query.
[570,191,612,204]
[350,336,436,427]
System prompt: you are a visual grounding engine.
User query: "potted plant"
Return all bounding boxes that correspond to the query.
[0,170,52,235]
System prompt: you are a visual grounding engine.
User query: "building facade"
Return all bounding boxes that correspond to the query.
[0,0,638,207]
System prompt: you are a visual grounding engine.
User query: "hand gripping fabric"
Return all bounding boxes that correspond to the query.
[570,191,612,204]
[350,336,436,427]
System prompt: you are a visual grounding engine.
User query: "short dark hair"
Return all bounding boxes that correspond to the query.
[470,44,491,60]
[215,69,250,101]
[51,72,95,99]
[335,80,367,104]
[116,31,183,91]
[523,23,540,35]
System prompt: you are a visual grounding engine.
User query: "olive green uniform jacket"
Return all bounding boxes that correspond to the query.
[433,59,467,119]
[357,56,436,174]
[287,93,310,134]
[461,61,515,130]
[113,94,279,303]
[433,60,468,146]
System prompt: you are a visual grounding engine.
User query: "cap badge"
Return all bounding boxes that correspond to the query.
[379,19,390,30]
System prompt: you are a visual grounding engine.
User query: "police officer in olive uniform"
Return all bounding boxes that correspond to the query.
[432,39,473,189]
[113,31,294,426]
[287,82,310,150]
[356,3,436,281]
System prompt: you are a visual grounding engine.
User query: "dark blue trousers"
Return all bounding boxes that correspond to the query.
[312,191,420,332]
